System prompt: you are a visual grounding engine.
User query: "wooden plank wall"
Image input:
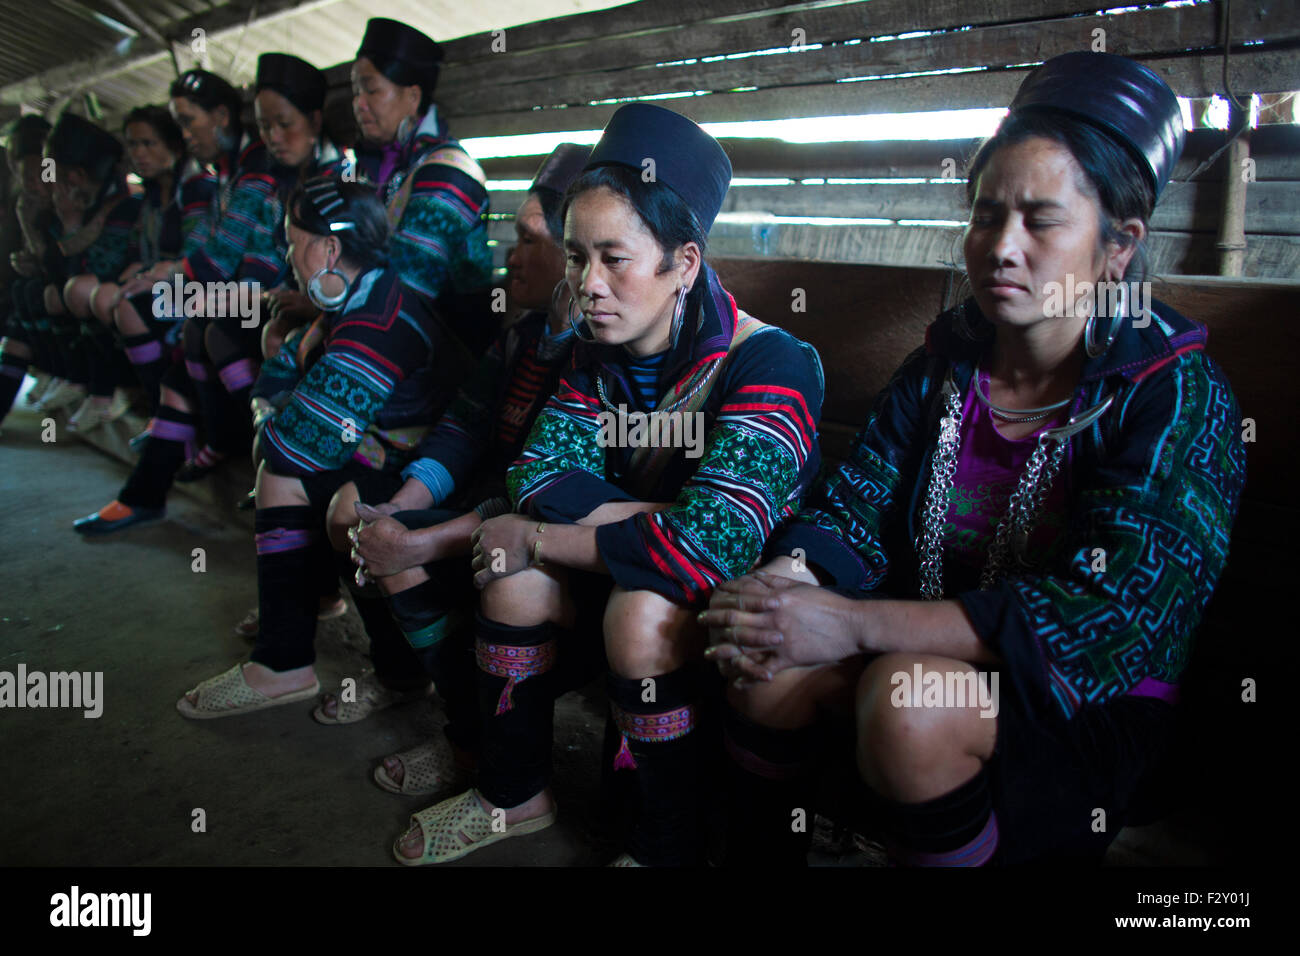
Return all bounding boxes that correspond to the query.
[316,0,1300,278]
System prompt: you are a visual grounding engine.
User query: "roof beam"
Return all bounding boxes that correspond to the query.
[0,0,318,108]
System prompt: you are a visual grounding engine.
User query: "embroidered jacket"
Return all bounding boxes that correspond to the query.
[771,297,1247,723]
[507,264,826,608]
[401,310,574,509]
[355,108,493,304]
[56,178,142,281]
[181,135,288,288]
[130,157,217,266]
[253,267,462,476]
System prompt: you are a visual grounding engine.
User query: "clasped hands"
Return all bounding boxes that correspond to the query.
[698,571,859,687]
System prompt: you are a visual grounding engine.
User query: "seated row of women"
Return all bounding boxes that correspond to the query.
[0,29,1246,866]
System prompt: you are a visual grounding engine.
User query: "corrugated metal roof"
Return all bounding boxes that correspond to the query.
[0,0,631,122]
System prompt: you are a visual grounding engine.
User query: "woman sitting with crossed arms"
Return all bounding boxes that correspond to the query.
[700,53,1247,866]
[390,104,826,867]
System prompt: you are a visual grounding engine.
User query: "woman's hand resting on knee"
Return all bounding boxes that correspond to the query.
[700,571,863,682]
[351,507,424,579]
[470,514,540,588]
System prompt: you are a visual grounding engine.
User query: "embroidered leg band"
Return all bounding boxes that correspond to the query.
[607,669,705,866]
[475,615,559,809]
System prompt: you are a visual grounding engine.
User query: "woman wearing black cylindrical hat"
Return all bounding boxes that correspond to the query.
[701,52,1247,866]
[74,68,294,535]
[251,52,355,361]
[391,105,827,866]
[350,17,494,345]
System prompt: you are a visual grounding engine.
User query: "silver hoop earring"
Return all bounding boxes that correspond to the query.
[1084,281,1125,357]
[395,115,414,145]
[307,266,349,311]
[567,293,595,342]
[669,284,688,348]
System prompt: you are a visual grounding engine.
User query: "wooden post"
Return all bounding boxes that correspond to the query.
[1217,99,1251,277]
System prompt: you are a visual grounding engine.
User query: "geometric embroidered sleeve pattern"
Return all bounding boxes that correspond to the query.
[506,367,620,518]
[260,284,431,476]
[594,329,824,607]
[183,172,284,286]
[957,351,1247,720]
[389,162,492,303]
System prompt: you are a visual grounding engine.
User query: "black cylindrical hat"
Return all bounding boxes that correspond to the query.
[256,52,326,114]
[585,104,732,231]
[4,114,52,159]
[45,113,123,171]
[530,143,590,195]
[357,17,443,88]
[1010,51,1185,199]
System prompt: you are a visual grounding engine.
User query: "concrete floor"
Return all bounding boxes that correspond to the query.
[0,394,626,867]
[0,386,1213,868]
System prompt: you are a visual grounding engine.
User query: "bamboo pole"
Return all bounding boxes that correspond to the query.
[1217,99,1251,277]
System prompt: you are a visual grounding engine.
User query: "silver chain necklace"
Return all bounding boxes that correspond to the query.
[594,358,720,416]
[916,370,1114,600]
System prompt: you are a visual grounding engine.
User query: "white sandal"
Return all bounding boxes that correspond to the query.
[176,663,320,720]
[393,789,556,866]
[311,671,429,725]
[374,737,471,796]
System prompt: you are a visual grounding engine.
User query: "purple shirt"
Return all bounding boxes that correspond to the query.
[945,364,1180,706]
[945,365,1070,572]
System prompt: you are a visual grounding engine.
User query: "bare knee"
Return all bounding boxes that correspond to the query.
[63,276,96,318]
[377,565,429,596]
[727,661,856,730]
[89,284,117,324]
[113,297,146,336]
[481,568,569,628]
[325,482,360,552]
[255,461,309,509]
[603,587,699,679]
[854,653,995,802]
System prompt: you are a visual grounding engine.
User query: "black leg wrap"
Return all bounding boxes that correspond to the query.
[248,505,321,672]
[335,548,428,692]
[607,668,706,866]
[475,615,558,808]
[118,405,194,508]
[386,571,480,752]
[722,707,820,867]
